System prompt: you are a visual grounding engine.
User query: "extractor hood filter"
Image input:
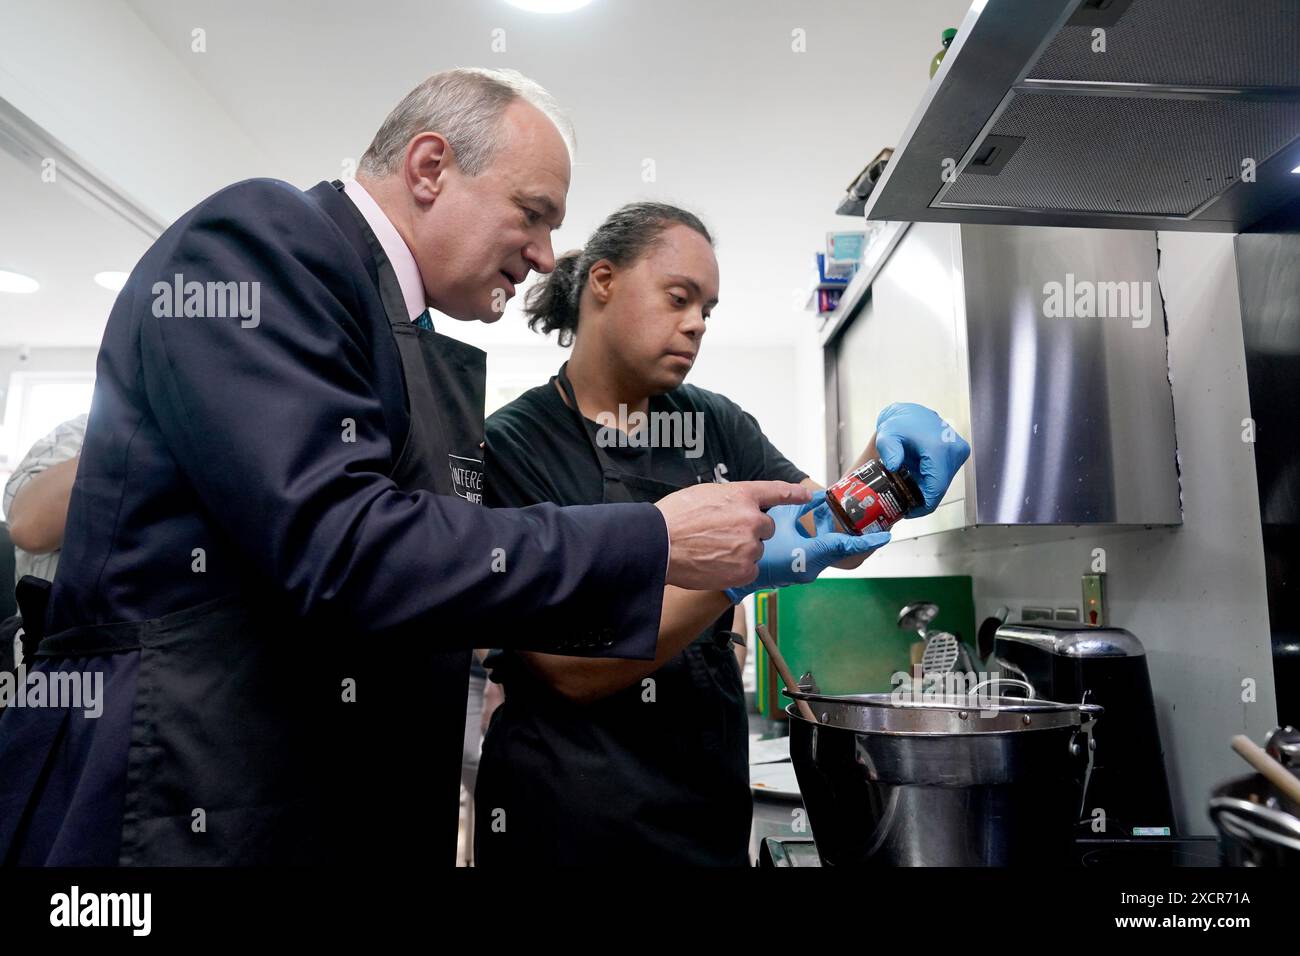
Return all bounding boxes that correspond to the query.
[1029,1,1300,88]
[938,93,1300,217]
[865,0,1300,232]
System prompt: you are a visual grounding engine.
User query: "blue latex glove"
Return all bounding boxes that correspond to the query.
[874,402,971,517]
[725,491,891,603]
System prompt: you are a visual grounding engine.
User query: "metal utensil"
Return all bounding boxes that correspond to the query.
[1265,726,1300,769]
[976,606,1010,665]
[920,631,962,694]
[898,602,939,638]
[1211,732,1300,866]
[1209,771,1300,866]
[901,602,944,689]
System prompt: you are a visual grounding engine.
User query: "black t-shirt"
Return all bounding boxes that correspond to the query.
[485,374,807,511]
[482,370,807,684]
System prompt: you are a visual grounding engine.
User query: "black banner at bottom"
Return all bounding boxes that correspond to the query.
[0,864,1285,941]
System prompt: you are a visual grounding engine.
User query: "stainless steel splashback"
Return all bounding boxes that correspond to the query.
[826,222,1182,537]
[961,225,1181,525]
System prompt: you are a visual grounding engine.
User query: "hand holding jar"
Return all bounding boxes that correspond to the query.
[724,492,891,602]
[828,403,971,534]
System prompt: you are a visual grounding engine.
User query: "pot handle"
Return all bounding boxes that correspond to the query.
[967,676,1036,699]
[1073,719,1099,823]
[1078,703,1104,723]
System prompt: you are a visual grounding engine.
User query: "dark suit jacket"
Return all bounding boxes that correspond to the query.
[48,178,667,652]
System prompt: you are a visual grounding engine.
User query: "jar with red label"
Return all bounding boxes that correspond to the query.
[825,458,925,535]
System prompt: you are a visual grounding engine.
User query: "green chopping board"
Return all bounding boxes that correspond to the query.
[774,576,976,696]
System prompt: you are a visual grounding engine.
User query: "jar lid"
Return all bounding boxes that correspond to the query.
[890,464,926,512]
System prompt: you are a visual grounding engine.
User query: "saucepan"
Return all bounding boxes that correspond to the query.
[784,682,1103,866]
[1209,727,1300,866]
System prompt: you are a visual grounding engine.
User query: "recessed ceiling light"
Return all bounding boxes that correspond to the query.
[94,271,130,291]
[504,0,596,12]
[1292,164,1300,174]
[0,270,39,294]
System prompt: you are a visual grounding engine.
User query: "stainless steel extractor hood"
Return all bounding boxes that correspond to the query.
[866,0,1300,232]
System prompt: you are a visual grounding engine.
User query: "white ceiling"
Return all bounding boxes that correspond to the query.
[123,0,972,348]
[3,0,973,349]
[0,144,153,348]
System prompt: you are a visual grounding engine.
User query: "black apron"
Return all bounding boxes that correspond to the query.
[474,363,751,866]
[0,181,485,866]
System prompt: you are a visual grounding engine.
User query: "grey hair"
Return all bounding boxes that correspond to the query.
[359,68,574,177]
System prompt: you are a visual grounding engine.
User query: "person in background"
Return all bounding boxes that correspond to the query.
[475,202,969,866]
[0,413,88,705]
[4,413,88,585]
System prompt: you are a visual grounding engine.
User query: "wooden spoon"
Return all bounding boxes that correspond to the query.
[755,624,817,723]
[1231,734,1300,805]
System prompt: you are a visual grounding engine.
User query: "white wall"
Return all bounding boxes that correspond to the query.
[815,232,1276,834]
[685,345,806,474]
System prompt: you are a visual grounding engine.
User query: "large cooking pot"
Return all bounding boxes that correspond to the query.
[786,687,1102,866]
[1209,727,1300,866]
[1209,774,1300,866]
